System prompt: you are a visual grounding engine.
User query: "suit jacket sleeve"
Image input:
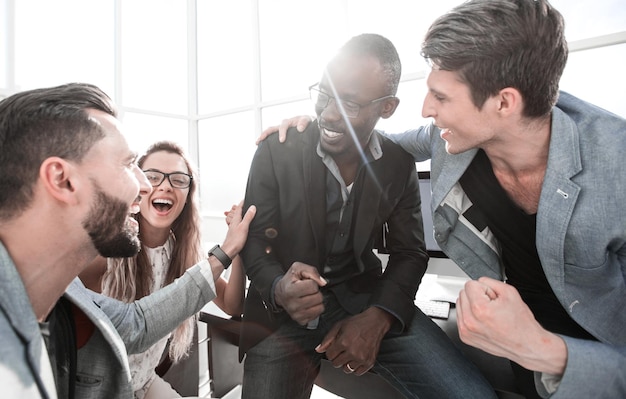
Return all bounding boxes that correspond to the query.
[366,142,429,331]
[88,262,216,354]
[381,124,434,163]
[240,136,290,306]
[535,336,626,398]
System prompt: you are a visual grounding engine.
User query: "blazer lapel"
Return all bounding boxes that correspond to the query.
[0,244,57,399]
[302,130,327,265]
[64,279,132,380]
[430,147,477,217]
[353,163,382,269]
[536,107,582,293]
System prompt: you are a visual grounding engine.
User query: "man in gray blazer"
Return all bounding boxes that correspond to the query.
[386,2,626,398]
[0,83,255,399]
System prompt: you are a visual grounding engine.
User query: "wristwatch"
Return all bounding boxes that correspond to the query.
[208,244,232,269]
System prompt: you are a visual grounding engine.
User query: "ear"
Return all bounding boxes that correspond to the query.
[495,87,523,117]
[39,157,80,206]
[380,97,400,119]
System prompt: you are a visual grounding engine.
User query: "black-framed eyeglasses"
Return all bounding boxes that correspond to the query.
[309,83,395,118]
[143,169,193,189]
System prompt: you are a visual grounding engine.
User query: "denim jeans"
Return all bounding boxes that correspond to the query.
[241,292,496,399]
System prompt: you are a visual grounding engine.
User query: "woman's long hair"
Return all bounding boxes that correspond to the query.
[101,141,202,362]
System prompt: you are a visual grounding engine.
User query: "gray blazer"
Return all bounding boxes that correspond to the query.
[0,242,57,399]
[70,262,215,399]
[388,91,626,398]
[0,245,215,399]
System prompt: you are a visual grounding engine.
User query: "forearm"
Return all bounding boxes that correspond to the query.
[511,330,567,375]
[214,256,246,316]
[379,125,433,162]
[208,234,244,281]
[95,262,216,353]
[208,253,228,281]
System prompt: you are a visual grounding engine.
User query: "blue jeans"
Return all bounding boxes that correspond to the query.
[241,292,496,399]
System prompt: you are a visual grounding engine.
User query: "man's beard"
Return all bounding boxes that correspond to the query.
[82,184,141,258]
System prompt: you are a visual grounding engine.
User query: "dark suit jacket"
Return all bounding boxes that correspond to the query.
[239,122,428,358]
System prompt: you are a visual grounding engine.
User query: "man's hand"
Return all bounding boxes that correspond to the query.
[255,115,314,145]
[457,276,567,376]
[315,307,394,376]
[274,262,327,325]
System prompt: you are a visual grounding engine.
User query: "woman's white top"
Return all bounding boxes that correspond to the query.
[130,237,174,399]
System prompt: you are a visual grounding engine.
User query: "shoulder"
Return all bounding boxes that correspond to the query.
[554,91,626,167]
[556,91,626,138]
[254,124,319,162]
[377,132,417,165]
[66,279,118,319]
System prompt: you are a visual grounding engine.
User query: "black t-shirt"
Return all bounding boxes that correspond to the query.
[40,296,76,399]
[459,150,594,340]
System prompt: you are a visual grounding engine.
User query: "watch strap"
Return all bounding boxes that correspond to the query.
[208,244,232,269]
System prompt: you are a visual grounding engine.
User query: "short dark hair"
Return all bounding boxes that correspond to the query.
[0,83,117,220]
[339,33,402,95]
[422,0,567,118]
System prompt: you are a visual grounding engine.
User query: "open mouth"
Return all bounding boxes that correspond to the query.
[322,127,344,139]
[152,198,173,212]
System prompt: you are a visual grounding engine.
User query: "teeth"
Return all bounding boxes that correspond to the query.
[153,198,173,205]
[324,128,343,138]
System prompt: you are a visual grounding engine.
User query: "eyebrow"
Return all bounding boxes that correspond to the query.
[429,87,447,98]
[319,82,360,101]
[144,168,189,174]
[125,152,138,164]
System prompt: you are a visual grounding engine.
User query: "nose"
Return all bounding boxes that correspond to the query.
[319,98,342,122]
[422,92,435,119]
[156,176,173,191]
[134,165,152,197]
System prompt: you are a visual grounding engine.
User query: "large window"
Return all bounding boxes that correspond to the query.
[2,0,625,243]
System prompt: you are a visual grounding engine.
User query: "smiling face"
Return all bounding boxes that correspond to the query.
[80,109,151,258]
[138,150,191,238]
[422,67,498,155]
[316,54,397,159]
[83,181,143,258]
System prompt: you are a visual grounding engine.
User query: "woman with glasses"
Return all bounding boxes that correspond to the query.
[80,140,246,399]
